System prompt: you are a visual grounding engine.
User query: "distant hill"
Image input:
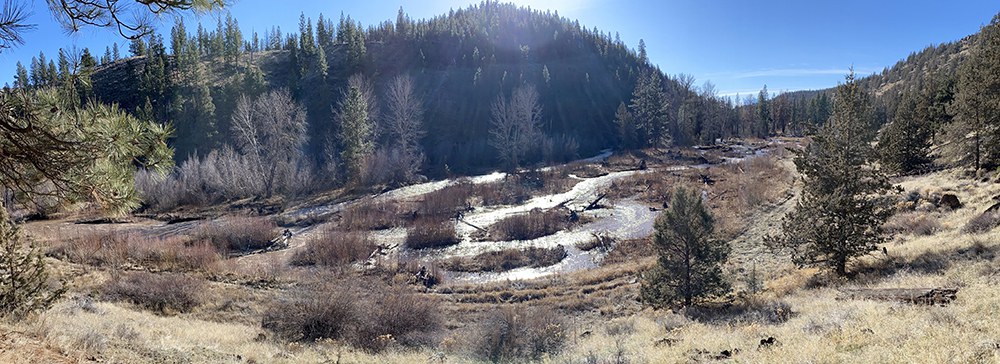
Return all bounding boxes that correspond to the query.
[82,2,720,175]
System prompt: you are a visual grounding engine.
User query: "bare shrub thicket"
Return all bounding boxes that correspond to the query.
[193,217,278,255]
[470,306,567,363]
[135,89,319,212]
[419,182,473,217]
[262,282,440,353]
[340,199,405,231]
[135,147,318,212]
[885,211,943,236]
[441,245,567,272]
[290,230,374,267]
[102,271,204,314]
[48,230,219,271]
[488,209,570,241]
[475,179,531,207]
[405,218,460,249]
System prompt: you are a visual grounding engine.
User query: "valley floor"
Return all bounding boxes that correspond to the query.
[4,139,1000,363]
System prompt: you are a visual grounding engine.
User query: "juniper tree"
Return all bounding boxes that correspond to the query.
[768,71,895,277]
[641,187,730,307]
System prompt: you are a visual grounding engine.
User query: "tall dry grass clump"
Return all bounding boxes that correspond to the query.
[101,271,204,314]
[48,230,219,271]
[290,230,374,267]
[194,216,278,255]
[470,306,567,363]
[489,208,569,241]
[405,218,460,249]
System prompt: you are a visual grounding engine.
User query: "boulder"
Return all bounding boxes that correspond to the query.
[940,194,962,209]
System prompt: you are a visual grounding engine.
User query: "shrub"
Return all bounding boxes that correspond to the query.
[0,213,64,320]
[262,282,441,353]
[419,182,473,217]
[471,306,567,363]
[442,246,567,272]
[102,272,204,314]
[964,211,1000,234]
[48,230,219,271]
[488,209,569,241]
[290,230,374,267]
[340,200,404,231]
[602,238,654,265]
[885,212,943,236]
[195,217,277,255]
[475,179,531,207]
[405,218,460,249]
[352,287,442,352]
[262,285,358,342]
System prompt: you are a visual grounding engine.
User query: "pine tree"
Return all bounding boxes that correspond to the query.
[614,102,636,149]
[878,91,932,174]
[336,76,376,181]
[112,42,120,60]
[768,72,894,276]
[756,85,771,137]
[629,70,670,148]
[641,187,730,307]
[944,14,1000,172]
[13,62,28,88]
[130,37,147,57]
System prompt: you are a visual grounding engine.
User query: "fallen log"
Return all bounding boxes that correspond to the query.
[838,287,958,305]
[457,218,488,233]
[584,193,608,211]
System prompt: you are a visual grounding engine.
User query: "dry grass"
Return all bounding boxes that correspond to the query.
[47,230,219,271]
[101,272,204,314]
[404,218,460,249]
[194,216,278,255]
[340,199,406,231]
[488,208,571,241]
[289,230,374,267]
[262,281,441,353]
[441,246,567,272]
[886,211,944,236]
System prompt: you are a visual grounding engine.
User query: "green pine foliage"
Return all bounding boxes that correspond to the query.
[878,91,933,174]
[336,81,375,181]
[641,187,730,307]
[768,72,895,276]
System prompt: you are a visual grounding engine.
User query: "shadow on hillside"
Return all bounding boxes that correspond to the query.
[852,241,999,281]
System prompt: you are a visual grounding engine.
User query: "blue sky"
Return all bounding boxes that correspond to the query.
[3,0,999,97]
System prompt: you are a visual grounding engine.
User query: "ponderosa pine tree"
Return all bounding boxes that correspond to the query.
[614,102,636,150]
[629,70,670,148]
[878,91,932,174]
[768,71,894,276]
[756,85,771,138]
[641,187,730,307]
[943,13,1000,172]
[335,75,377,181]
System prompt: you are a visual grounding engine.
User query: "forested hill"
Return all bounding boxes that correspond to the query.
[771,32,975,126]
[43,2,728,176]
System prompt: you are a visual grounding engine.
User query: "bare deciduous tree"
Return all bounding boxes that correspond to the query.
[230,88,307,196]
[489,84,543,170]
[379,74,425,184]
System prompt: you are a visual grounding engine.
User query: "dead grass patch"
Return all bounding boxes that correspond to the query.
[290,230,374,267]
[194,216,278,255]
[886,211,944,236]
[405,218,460,249]
[488,209,571,241]
[441,246,567,272]
[48,230,219,271]
[101,271,204,314]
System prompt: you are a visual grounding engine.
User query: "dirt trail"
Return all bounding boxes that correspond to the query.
[726,166,801,277]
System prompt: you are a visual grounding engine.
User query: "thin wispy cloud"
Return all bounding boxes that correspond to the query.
[731,68,874,79]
